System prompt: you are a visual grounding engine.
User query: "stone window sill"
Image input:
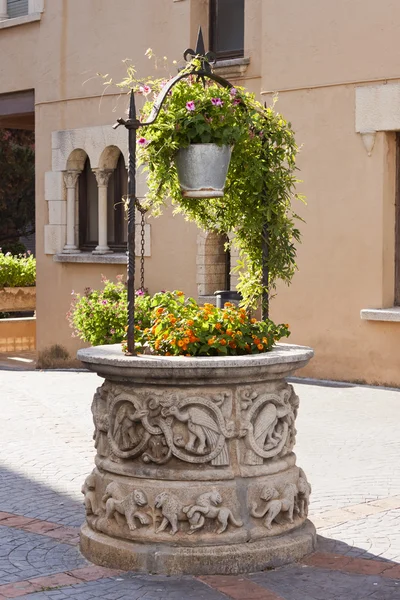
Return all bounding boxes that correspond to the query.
[212,57,250,79]
[360,307,400,322]
[54,253,128,265]
[0,13,42,30]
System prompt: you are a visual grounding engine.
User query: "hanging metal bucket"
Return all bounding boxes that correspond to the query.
[175,144,232,198]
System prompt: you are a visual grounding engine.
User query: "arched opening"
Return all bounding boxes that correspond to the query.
[107,153,127,250]
[78,157,98,250]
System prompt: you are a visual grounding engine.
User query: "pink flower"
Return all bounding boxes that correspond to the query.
[211,98,224,107]
[186,101,195,111]
[139,85,151,96]
[233,98,241,106]
[137,137,150,147]
[230,87,237,96]
[135,289,145,296]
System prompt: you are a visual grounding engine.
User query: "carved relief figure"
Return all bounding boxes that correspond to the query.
[91,387,110,457]
[112,403,148,451]
[154,491,183,536]
[295,470,311,518]
[163,404,229,466]
[102,482,150,531]
[241,389,296,465]
[81,473,99,516]
[183,491,243,534]
[251,483,298,529]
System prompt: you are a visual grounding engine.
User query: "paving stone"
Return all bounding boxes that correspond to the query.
[0,527,87,585]
[1,371,400,599]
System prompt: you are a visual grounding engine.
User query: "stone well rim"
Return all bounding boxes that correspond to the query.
[78,342,314,371]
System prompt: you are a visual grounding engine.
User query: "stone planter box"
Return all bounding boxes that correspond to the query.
[77,343,316,575]
[0,287,36,312]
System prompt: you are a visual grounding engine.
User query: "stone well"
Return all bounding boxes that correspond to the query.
[78,343,316,575]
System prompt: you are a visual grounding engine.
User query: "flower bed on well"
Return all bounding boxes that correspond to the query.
[68,279,289,356]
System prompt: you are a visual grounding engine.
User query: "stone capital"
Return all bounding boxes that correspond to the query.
[63,170,80,189]
[94,169,113,188]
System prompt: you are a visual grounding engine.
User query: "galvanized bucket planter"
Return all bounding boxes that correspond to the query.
[175,144,232,198]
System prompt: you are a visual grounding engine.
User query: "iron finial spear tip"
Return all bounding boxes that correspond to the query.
[195,26,206,56]
[128,89,136,120]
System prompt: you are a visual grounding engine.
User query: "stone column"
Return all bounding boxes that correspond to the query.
[93,169,113,254]
[0,0,8,19]
[62,170,81,254]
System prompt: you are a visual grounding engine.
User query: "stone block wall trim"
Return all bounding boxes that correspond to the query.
[212,57,250,80]
[0,11,41,29]
[360,307,400,322]
[51,126,128,172]
[44,224,66,255]
[356,82,400,133]
[54,253,128,264]
[45,171,64,202]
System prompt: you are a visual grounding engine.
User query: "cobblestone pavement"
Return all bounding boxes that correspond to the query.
[1,368,399,599]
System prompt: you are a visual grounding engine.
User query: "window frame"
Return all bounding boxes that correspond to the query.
[209,0,245,61]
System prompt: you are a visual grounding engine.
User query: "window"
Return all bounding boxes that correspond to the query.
[209,0,245,60]
[7,0,28,18]
[107,153,127,250]
[78,158,98,250]
[78,153,128,252]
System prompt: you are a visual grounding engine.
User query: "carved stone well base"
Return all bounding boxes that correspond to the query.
[78,343,316,575]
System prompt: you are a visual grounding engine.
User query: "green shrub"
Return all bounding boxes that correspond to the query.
[67,276,152,347]
[0,251,36,288]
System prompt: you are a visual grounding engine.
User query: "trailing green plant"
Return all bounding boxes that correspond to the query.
[112,54,304,311]
[0,250,36,288]
[68,279,290,354]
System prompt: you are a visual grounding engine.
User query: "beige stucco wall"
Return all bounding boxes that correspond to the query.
[1,0,399,383]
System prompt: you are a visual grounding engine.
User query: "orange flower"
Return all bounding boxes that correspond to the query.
[182,345,188,351]
[178,340,185,347]
[223,313,230,320]
[253,338,261,345]
[220,339,227,346]
[185,330,192,336]
[171,338,177,346]
[257,343,264,350]
[166,352,171,356]
[176,291,184,296]
[187,319,194,326]
[262,337,267,344]
[229,341,237,349]
[226,329,233,336]
[156,307,164,315]
[284,323,289,328]
[214,323,222,330]
[245,343,251,351]
[183,337,190,345]
[208,337,215,345]
[155,341,161,350]
[224,302,232,307]
[251,318,257,324]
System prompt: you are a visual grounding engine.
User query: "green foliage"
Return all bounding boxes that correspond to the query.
[116,56,304,310]
[0,129,35,246]
[68,279,290,355]
[67,276,152,347]
[0,251,36,288]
